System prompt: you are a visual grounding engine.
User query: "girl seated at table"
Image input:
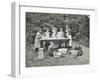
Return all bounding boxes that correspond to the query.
[42,28,50,39]
[51,26,57,38]
[56,28,64,38]
[56,28,64,48]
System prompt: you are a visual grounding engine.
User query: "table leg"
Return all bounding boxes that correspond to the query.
[40,40,43,48]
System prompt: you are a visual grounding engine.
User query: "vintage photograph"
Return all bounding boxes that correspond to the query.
[25,12,90,67]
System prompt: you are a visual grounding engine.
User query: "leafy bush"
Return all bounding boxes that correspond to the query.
[26,12,90,47]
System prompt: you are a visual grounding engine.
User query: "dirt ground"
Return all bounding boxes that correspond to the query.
[26,41,89,67]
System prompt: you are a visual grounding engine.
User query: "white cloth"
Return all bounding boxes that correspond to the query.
[70,50,79,55]
[58,48,68,54]
[53,51,62,58]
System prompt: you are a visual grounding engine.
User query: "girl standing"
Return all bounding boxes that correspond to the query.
[34,30,42,53]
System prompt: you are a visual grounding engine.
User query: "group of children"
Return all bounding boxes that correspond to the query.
[33,24,84,59]
[34,25,72,58]
[35,25,71,46]
[41,25,71,39]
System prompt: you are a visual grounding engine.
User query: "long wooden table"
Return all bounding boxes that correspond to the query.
[40,38,70,48]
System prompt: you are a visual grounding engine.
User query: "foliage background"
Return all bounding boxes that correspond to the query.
[26,12,90,47]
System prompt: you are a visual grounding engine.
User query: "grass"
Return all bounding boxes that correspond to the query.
[26,41,89,67]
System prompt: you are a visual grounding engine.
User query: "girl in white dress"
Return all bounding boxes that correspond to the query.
[68,33,72,47]
[65,25,69,38]
[57,28,64,38]
[65,28,72,47]
[34,30,42,53]
[43,28,50,39]
[51,27,57,38]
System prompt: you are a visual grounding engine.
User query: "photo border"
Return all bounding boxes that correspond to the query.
[11,2,96,78]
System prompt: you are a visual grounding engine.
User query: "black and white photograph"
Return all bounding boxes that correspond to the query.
[25,12,90,67]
